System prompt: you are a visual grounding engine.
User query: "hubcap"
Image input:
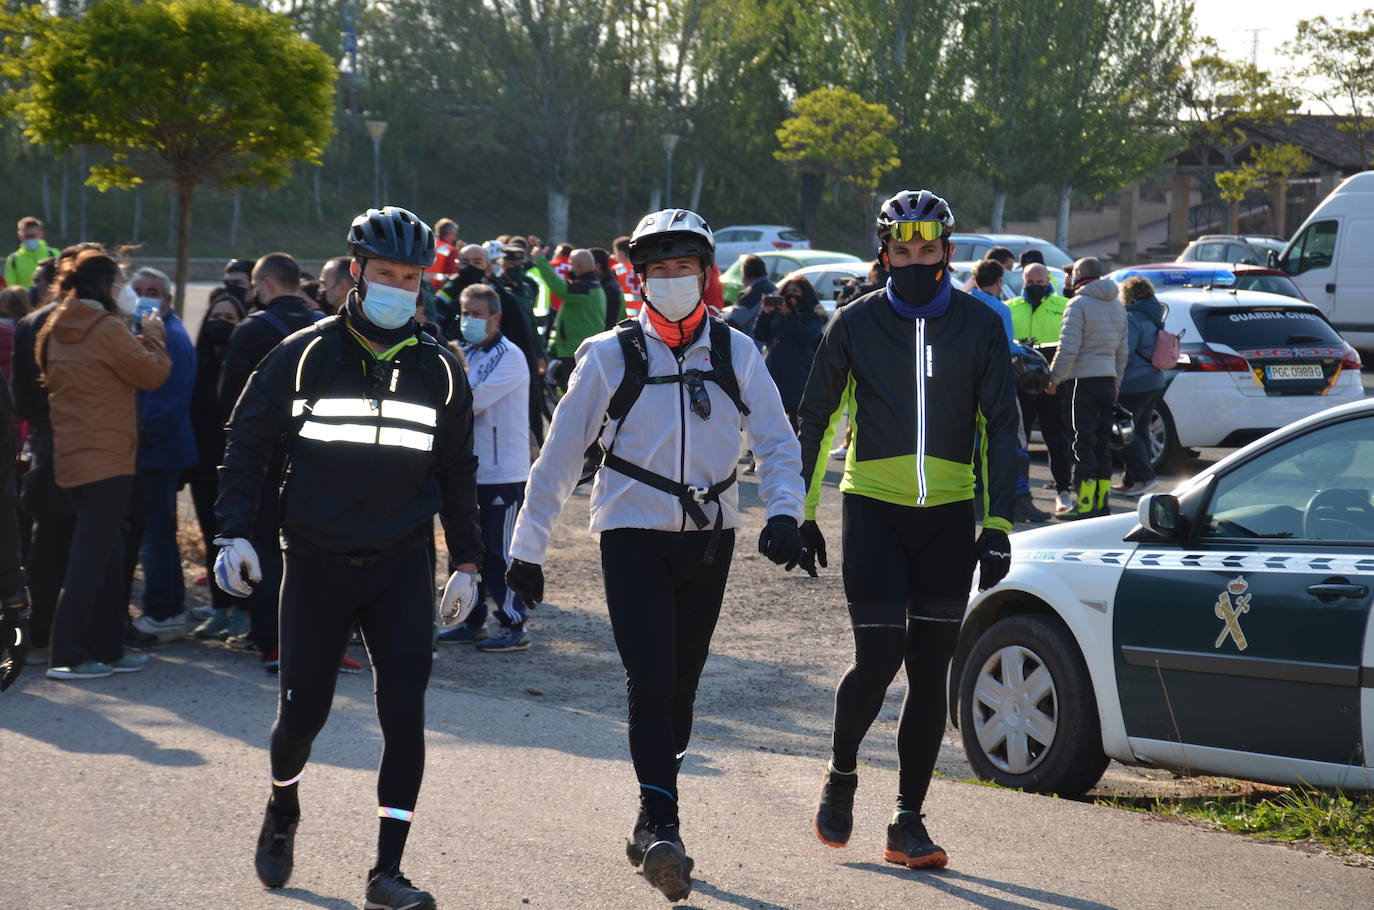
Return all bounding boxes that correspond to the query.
[970,644,1059,775]
[1148,408,1167,463]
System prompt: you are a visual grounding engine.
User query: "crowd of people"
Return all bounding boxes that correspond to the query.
[0,191,1171,907]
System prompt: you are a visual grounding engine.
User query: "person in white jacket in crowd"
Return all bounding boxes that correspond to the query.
[503,209,807,902]
[438,283,533,650]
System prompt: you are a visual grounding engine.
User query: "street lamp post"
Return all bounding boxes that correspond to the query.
[366,119,388,208]
[660,133,680,207]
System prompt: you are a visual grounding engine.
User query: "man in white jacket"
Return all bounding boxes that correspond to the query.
[439,283,533,650]
[504,209,806,902]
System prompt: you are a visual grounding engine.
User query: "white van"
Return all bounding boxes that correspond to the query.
[1275,170,1374,349]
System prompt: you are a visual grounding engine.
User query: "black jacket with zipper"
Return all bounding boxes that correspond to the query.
[216,315,482,563]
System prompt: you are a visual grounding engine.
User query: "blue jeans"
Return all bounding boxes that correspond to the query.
[138,466,185,621]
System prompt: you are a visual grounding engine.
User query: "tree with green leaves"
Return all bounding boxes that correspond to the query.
[775,86,900,249]
[1286,11,1374,169]
[0,0,335,305]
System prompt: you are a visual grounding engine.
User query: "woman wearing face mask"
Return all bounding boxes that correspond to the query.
[752,275,826,429]
[186,290,246,638]
[503,208,806,902]
[36,251,171,680]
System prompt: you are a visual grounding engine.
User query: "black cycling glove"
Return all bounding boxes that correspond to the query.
[976,529,1011,591]
[796,520,827,578]
[505,559,545,608]
[1,589,32,693]
[759,515,802,568]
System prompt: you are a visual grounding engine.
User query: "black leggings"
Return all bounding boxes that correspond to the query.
[188,467,233,613]
[833,495,974,813]
[270,548,434,818]
[600,528,735,827]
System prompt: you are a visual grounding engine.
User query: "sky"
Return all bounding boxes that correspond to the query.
[1195,0,1368,72]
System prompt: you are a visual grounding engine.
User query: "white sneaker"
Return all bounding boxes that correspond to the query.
[132,613,186,643]
[828,446,848,459]
[1123,479,1159,497]
[1054,491,1074,514]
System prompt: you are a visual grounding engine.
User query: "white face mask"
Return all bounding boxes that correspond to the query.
[115,282,139,316]
[644,273,702,321]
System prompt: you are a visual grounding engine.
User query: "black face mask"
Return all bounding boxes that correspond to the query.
[1024,284,1050,305]
[888,261,945,306]
[203,318,235,347]
[457,265,485,286]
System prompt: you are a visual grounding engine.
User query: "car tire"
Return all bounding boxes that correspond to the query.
[1149,400,1185,475]
[958,614,1108,798]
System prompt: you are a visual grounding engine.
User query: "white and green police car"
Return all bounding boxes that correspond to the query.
[953,398,1374,797]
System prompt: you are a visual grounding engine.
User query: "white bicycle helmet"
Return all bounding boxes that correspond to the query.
[627,208,715,270]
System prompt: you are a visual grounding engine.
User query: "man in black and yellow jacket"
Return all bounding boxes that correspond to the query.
[796,189,1018,871]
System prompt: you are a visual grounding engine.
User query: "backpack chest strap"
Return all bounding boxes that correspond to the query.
[601,452,736,563]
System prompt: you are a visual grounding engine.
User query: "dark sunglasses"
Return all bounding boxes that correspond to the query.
[683,369,711,420]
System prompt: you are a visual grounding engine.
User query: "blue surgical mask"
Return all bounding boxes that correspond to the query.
[361,280,417,329]
[22,238,40,252]
[460,315,490,345]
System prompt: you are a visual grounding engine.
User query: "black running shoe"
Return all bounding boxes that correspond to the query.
[814,770,858,847]
[640,826,693,903]
[883,812,948,869]
[254,802,299,888]
[364,865,436,910]
[626,808,655,867]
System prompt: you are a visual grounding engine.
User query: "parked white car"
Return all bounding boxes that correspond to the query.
[1110,286,1363,472]
[954,397,1374,797]
[712,225,810,271]
[774,262,871,314]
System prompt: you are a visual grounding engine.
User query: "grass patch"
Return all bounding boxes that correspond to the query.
[1102,788,1374,858]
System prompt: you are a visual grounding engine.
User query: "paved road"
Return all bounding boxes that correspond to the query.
[2,644,1369,910]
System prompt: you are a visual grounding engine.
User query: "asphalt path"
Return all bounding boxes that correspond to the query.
[3,644,1370,910]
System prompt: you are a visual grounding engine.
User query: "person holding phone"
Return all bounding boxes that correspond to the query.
[753,276,825,429]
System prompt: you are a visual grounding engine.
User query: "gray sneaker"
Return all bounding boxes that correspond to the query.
[110,652,150,673]
[1123,479,1159,497]
[133,613,186,643]
[47,661,113,680]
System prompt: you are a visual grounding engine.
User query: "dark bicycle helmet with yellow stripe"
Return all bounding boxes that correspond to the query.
[347,206,436,268]
[876,190,955,245]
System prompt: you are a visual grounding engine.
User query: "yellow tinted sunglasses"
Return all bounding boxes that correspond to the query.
[887,220,945,243]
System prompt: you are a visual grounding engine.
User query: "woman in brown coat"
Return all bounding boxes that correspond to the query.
[38,251,171,679]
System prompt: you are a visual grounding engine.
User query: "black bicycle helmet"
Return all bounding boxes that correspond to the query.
[1108,403,1137,451]
[347,206,436,268]
[1010,343,1052,395]
[627,208,715,271]
[876,189,955,244]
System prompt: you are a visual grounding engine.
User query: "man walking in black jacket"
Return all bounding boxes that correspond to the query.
[216,207,482,910]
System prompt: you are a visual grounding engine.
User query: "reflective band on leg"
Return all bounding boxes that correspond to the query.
[639,783,677,802]
[272,772,303,787]
[378,807,414,822]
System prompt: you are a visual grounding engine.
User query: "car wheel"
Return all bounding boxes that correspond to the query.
[1148,400,1184,475]
[958,614,1108,797]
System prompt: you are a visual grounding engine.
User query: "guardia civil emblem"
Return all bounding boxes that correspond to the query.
[1213,576,1251,651]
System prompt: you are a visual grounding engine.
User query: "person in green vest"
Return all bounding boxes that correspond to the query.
[1006,263,1075,514]
[5,217,56,288]
[534,247,606,388]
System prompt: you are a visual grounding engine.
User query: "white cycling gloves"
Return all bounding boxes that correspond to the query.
[439,570,480,627]
[213,537,263,598]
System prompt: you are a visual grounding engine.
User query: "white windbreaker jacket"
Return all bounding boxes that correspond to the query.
[509,312,805,565]
[463,334,531,486]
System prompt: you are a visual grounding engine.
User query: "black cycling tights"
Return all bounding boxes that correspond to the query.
[600,528,735,829]
[270,548,433,868]
[832,494,975,814]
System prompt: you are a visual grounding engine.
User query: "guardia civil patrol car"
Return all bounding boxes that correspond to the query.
[953,398,1374,797]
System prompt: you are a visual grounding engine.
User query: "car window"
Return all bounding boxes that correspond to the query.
[715,230,740,243]
[765,256,800,280]
[1232,274,1303,298]
[1288,220,1338,275]
[779,230,807,242]
[1229,243,1259,263]
[1200,416,1374,543]
[1193,242,1228,262]
[1197,306,1343,348]
[737,230,763,243]
[961,243,989,261]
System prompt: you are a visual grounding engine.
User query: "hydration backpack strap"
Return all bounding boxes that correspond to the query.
[607,319,649,422]
[706,317,749,416]
[250,308,293,337]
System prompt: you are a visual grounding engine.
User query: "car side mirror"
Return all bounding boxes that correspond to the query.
[1138,493,1181,539]
[1267,250,1282,271]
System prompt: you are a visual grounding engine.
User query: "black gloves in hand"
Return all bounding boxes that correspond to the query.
[976,529,1012,591]
[758,515,803,568]
[796,519,828,578]
[1,589,32,693]
[505,559,545,607]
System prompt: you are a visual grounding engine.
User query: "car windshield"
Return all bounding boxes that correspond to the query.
[1002,240,1072,269]
[1200,416,1374,541]
[1197,307,1343,348]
